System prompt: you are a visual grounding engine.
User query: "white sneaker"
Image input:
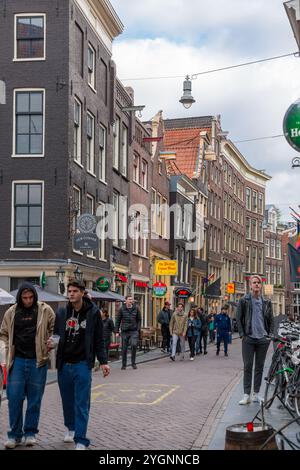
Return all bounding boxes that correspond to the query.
[75,443,87,450]
[63,430,75,443]
[4,438,22,449]
[252,393,263,403]
[239,394,251,405]
[190,357,194,361]
[24,436,36,446]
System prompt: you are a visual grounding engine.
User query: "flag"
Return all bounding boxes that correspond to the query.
[208,273,215,282]
[288,243,300,282]
[204,277,221,298]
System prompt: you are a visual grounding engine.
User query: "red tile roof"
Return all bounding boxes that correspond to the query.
[164,128,210,178]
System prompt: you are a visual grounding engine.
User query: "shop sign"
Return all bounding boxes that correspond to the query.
[283,99,300,152]
[227,283,235,294]
[96,277,110,292]
[153,282,167,297]
[174,287,193,299]
[155,260,178,276]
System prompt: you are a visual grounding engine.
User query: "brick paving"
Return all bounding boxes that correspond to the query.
[0,338,243,450]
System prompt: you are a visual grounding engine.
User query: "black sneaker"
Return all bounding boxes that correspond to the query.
[225,352,228,357]
[216,350,219,355]
[204,351,208,355]
[132,364,137,369]
[170,356,175,361]
[121,366,126,370]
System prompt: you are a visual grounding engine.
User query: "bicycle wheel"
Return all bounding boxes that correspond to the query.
[264,358,282,409]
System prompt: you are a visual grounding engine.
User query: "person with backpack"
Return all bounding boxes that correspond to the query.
[157,301,172,353]
[186,308,201,361]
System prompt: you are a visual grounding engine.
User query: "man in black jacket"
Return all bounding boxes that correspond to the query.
[115,295,141,370]
[52,281,109,450]
[236,275,274,405]
[157,301,172,352]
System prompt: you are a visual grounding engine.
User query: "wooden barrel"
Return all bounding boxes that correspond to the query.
[225,423,278,450]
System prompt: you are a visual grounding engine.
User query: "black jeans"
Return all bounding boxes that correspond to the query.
[161,324,171,351]
[242,336,270,395]
[199,330,208,353]
[188,336,196,357]
[121,331,139,367]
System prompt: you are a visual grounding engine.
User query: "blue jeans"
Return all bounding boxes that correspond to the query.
[58,362,92,447]
[6,357,48,440]
[217,332,229,354]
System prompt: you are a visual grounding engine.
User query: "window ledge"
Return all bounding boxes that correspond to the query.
[11,154,44,158]
[87,171,96,178]
[13,57,46,62]
[73,159,83,169]
[88,84,97,94]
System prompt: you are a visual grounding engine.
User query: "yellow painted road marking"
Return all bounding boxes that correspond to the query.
[91,383,179,405]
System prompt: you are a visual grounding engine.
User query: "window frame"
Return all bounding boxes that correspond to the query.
[74,97,82,166]
[99,124,107,183]
[14,13,46,62]
[12,88,45,158]
[87,43,96,91]
[11,180,44,251]
[86,111,95,176]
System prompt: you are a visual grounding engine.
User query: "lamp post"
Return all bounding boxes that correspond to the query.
[55,266,66,295]
[73,266,83,282]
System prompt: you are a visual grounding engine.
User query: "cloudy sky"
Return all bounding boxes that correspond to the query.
[110,0,300,221]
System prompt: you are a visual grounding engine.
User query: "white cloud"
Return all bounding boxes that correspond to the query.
[110,0,300,220]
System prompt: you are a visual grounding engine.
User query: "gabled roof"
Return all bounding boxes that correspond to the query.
[164,116,213,129]
[164,127,202,178]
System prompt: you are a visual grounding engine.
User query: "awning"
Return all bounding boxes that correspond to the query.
[0,288,15,305]
[204,277,221,299]
[86,289,125,302]
[10,285,68,303]
[116,274,128,283]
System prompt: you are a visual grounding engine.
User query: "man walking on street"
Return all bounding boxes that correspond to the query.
[169,303,188,361]
[197,307,209,355]
[157,301,172,352]
[53,281,109,450]
[215,304,231,357]
[115,295,141,370]
[0,283,55,449]
[236,275,274,405]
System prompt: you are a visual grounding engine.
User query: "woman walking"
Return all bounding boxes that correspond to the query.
[186,309,201,361]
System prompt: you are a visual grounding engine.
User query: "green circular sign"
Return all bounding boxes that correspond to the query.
[96,277,110,292]
[283,99,300,152]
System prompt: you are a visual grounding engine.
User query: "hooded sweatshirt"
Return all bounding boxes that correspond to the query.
[0,282,55,370]
[14,283,39,358]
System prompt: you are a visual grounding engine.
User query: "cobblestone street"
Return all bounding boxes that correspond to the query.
[0,339,243,450]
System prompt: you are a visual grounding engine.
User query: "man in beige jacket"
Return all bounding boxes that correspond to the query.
[0,282,55,449]
[169,303,188,361]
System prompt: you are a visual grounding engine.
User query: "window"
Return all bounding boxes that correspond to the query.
[258,248,264,273]
[224,194,227,219]
[246,246,250,272]
[141,160,148,189]
[246,188,251,210]
[157,193,162,236]
[252,191,257,212]
[12,182,43,249]
[180,249,184,282]
[228,168,232,187]
[271,266,276,285]
[252,219,257,241]
[15,14,45,60]
[97,202,106,261]
[14,89,44,156]
[99,125,106,182]
[74,98,82,164]
[258,193,264,214]
[133,154,140,183]
[271,239,275,258]
[72,185,81,253]
[88,44,96,90]
[86,194,95,257]
[246,217,251,239]
[121,125,128,176]
[119,196,127,250]
[251,246,257,273]
[276,240,282,260]
[258,221,263,242]
[151,189,156,233]
[185,252,190,284]
[113,192,119,246]
[113,117,120,170]
[75,23,83,77]
[99,59,108,105]
[175,246,180,283]
[87,113,95,174]
[266,265,270,284]
[265,238,270,258]
[277,267,282,286]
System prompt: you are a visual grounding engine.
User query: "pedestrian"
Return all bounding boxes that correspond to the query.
[208,315,215,343]
[0,282,55,449]
[101,309,115,362]
[236,274,274,405]
[169,303,188,361]
[157,301,172,353]
[115,295,141,370]
[197,307,209,355]
[186,308,201,361]
[53,280,109,450]
[215,304,231,357]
